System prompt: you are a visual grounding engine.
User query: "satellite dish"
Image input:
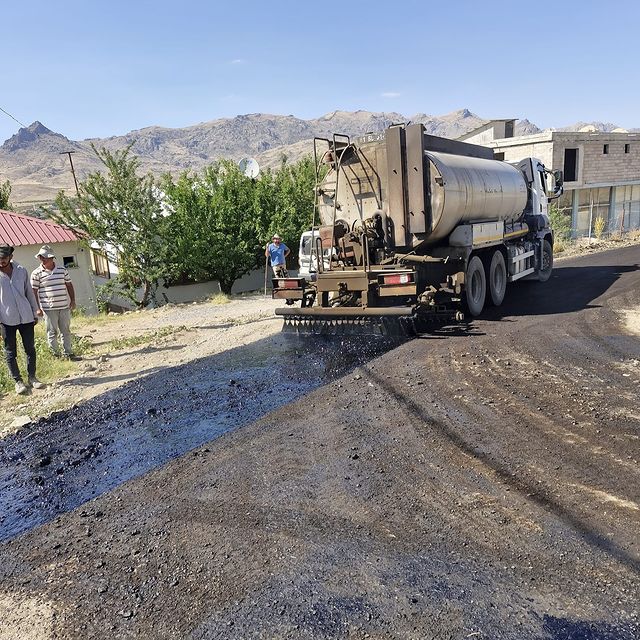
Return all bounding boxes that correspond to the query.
[239,157,260,179]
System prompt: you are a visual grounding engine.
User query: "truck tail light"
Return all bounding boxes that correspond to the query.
[277,279,304,289]
[382,273,414,285]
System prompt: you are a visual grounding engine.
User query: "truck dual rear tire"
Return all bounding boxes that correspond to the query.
[487,250,507,306]
[465,255,486,317]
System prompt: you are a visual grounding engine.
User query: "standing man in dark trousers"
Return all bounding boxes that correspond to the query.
[265,234,293,304]
[265,234,290,277]
[0,243,44,394]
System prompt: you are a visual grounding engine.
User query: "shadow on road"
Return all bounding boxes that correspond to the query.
[486,263,639,320]
[0,332,403,542]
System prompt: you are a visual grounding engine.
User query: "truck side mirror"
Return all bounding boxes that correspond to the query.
[546,169,564,199]
[553,169,564,197]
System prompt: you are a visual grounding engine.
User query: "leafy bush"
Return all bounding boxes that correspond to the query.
[548,204,572,241]
[0,180,12,210]
[594,216,606,239]
[95,278,139,313]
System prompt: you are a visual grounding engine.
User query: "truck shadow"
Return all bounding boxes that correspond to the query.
[485,263,639,320]
[0,332,403,542]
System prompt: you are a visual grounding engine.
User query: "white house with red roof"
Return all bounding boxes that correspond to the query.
[0,209,97,313]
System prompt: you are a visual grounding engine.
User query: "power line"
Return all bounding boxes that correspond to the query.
[0,105,27,129]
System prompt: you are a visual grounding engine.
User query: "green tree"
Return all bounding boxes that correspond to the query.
[54,144,169,307]
[163,156,319,294]
[266,156,318,265]
[0,179,12,209]
[163,160,264,294]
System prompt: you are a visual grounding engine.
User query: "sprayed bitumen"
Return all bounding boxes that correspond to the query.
[0,332,402,542]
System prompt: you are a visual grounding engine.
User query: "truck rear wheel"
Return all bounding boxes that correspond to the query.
[487,250,507,306]
[465,255,486,317]
[538,239,553,282]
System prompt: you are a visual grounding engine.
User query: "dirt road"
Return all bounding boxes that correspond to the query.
[1,246,639,639]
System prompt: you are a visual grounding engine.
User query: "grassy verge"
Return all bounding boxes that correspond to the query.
[106,326,187,351]
[0,323,93,393]
[0,313,187,395]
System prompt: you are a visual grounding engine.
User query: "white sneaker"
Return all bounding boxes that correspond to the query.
[15,381,28,395]
[28,378,46,390]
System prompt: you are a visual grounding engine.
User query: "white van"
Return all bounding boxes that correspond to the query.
[298,230,331,278]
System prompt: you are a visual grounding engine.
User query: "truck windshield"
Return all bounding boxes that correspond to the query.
[538,171,547,196]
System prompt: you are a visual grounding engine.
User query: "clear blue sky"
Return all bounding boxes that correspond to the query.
[1,0,639,144]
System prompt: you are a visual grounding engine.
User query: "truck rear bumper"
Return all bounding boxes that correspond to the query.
[275,306,413,318]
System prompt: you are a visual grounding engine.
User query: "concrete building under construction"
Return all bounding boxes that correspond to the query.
[461,121,640,237]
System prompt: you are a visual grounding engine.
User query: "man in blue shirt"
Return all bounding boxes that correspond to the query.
[265,234,290,277]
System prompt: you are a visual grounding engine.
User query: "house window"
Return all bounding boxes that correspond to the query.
[563,148,578,182]
[63,256,76,268]
[91,250,110,279]
[603,144,609,154]
[494,152,505,161]
[625,144,630,153]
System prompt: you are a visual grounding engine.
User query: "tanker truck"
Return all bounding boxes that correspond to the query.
[273,123,563,334]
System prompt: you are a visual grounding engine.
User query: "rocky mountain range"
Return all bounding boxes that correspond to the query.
[0,109,636,207]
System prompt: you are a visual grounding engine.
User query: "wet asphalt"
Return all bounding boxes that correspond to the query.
[0,334,401,542]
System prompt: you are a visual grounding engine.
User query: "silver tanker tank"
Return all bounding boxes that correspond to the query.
[316,136,529,247]
[424,151,528,244]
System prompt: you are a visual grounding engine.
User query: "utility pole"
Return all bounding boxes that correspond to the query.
[60,150,79,196]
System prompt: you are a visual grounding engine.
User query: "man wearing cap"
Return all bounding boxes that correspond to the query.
[31,245,78,361]
[265,234,290,278]
[0,243,44,394]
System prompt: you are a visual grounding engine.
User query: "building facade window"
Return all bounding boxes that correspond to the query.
[603,144,609,155]
[625,144,631,154]
[576,187,611,236]
[91,250,111,279]
[612,184,640,233]
[563,148,579,182]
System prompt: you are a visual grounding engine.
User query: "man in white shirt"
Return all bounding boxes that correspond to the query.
[30,245,79,361]
[0,243,44,394]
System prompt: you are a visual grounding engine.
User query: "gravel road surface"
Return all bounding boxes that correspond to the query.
[0,245,638,639]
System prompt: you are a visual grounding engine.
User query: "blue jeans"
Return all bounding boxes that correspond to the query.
[2,322,36,382]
